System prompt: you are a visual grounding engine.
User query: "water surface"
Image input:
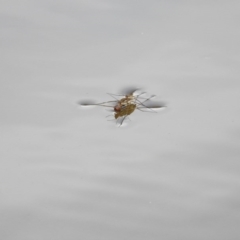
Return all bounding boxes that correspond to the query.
[1,1,240,239]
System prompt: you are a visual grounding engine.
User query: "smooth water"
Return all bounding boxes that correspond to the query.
[1,1,240,239]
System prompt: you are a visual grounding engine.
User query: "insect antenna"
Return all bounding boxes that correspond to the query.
[134,92,146,99]
[107,93,122,101]
[134,93,156,105]
[137,94,155,103]
[135,96,158,113]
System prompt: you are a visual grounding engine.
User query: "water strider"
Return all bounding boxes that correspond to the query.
[79,89,166,126]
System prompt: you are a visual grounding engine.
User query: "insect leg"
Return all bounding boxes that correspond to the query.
[79,100,117,108]
[120,115,127,126]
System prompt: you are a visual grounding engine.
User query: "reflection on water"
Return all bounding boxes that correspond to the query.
[1,0,240,239]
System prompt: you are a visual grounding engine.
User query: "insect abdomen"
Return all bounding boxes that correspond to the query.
[114,104,136,119]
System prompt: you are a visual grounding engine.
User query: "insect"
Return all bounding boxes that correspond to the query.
[79,88,165,126]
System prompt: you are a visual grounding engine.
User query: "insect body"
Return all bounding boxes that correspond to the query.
[114,94,136,119]
[79,89,165,126]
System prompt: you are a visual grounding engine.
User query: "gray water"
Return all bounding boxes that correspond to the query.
[1,1,240,239]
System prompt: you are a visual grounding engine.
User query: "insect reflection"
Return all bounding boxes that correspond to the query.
[79,89,165,126]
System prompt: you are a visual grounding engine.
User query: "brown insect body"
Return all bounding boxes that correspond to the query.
[114,103,136,119]
[113,94,137,119]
